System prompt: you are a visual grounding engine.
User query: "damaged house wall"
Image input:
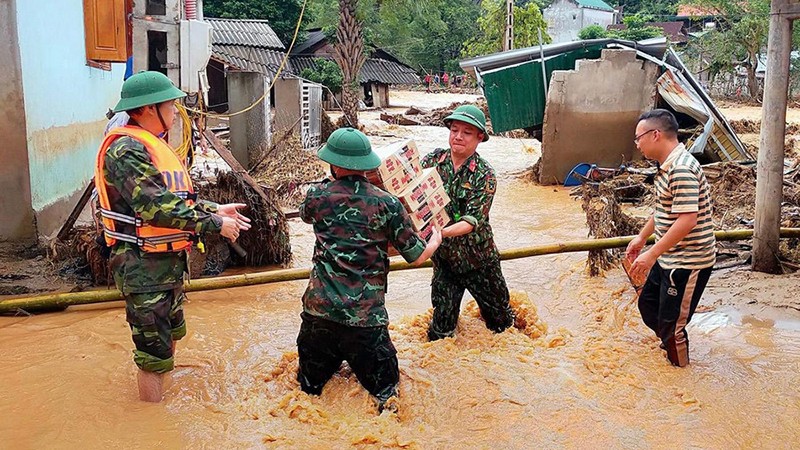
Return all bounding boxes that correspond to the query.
[13,0,126,239]
[0,0,35,241]
[228,72,271,168]
[540,49,659,184]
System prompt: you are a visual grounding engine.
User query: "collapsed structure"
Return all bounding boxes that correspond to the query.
[460,38,753,184]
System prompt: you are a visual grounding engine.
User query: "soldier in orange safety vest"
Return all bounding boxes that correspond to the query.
[96,71,251,402]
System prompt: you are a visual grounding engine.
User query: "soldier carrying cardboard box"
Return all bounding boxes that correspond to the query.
[297,128,442,413]
[420,105,515,341]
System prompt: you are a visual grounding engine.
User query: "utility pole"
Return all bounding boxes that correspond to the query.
[753,0,797,273]
[503,0,514,51]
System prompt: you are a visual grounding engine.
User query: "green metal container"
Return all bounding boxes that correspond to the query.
[482,44,606,133]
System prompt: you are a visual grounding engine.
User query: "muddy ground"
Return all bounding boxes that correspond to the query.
[1,91,800,449]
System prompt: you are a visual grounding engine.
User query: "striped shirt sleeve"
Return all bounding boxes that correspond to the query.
[669,166,700,214]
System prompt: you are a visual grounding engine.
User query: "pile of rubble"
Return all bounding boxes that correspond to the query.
[379,99,529,139]
[579,160,800,274]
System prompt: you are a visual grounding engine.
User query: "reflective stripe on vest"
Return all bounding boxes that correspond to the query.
[95,126,196,253]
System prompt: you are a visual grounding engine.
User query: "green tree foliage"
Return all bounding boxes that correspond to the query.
[577,14,663,41]
[614,0,678,16]
[203,0,311,46]
[613,14,664,41]
[308,0,481,74]
[461,0,550,58]
[578,24,608,40]
[686,0,770,98]
[300,58,344,93]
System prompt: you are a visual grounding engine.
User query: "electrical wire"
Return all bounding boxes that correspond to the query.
[175,101,194,166]
[185,0,308,119]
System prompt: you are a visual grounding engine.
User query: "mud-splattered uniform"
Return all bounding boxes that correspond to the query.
[421,148,514,340]
[297,175,425,402]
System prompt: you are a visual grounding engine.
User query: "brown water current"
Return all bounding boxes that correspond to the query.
[2,113,800,449]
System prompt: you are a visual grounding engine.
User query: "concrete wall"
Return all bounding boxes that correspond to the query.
[539,49,659,184]
[15,0,126,238]
[545,0,614,43]
[0,0,35,241]
[274,77,301,134]
[582,8,614,30]
[228,72,270,168]
[133,0,181,83]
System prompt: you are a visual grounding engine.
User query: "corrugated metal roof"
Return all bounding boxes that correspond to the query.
[212,44,287,78]
[576,0,614,12]
[482,44,606,132]
[291,56,419,85]
[460,38,668,76]
[206,18,284,50]
[657,70,751,162]
[292,29,327,55]
[360,58,419,84]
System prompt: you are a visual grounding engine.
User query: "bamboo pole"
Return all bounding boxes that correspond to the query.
[2,228,800,314]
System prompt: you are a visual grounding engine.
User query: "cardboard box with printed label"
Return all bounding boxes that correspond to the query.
[418,209,451,240]
[407,188,451,230]
[395,167,444,207]
[373,139,421,181]
[367,162,417,196]
[388,208,450,257]
[367,139,422,195]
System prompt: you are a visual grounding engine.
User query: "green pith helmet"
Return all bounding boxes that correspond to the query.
[317,128,380,171]
[112,71,186,113]
[443,104,489,142]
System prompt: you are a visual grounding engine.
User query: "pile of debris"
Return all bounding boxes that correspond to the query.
[198,169,292,269]
[728,119,800,136]
[578,160,800,274]
[249,132,327,209]
[379,99,529,139]
[578,173,650,276]
[728,119,799,157]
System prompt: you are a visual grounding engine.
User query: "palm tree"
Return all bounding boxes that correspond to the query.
[333,0,366,127]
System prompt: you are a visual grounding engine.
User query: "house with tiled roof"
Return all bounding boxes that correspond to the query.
[290,28,420,109]
[544,0,619,44]
[204,17,325,158]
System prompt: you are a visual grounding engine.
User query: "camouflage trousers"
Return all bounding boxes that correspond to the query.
[125,287,187,374]
[296,313,399,403]
[428,258,514,341]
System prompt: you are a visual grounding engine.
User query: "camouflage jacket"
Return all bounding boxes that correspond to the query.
[421,148,500,273]
[300,175,426,327]
[103,136,222,294]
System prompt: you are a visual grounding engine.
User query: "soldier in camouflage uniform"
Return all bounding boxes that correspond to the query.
[298,128,442,413]
[98,71,251,402]
[421,104,515,341]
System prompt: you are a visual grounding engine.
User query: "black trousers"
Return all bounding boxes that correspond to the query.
[296,313,399,403]
[638,262,712,367]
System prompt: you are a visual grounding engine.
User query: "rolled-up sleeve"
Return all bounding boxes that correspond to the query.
[460,171,495,228]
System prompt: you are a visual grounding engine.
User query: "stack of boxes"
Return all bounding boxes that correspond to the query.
[367,140,451,251]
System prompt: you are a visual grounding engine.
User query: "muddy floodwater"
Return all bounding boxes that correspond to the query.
[2,93,800,449]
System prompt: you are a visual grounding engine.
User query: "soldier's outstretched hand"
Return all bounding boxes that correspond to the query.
[218,203,252,231]
[221,217,243,242]
[428,226,442,248]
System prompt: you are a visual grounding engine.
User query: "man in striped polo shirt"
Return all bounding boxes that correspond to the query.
[626,109,716,367]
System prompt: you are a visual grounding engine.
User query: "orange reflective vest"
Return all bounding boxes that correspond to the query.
[95,126,196,253]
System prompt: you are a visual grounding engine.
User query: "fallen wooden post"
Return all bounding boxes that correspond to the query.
[56,180,95,241]
[3,228,800,314]
[203,129,285,219]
